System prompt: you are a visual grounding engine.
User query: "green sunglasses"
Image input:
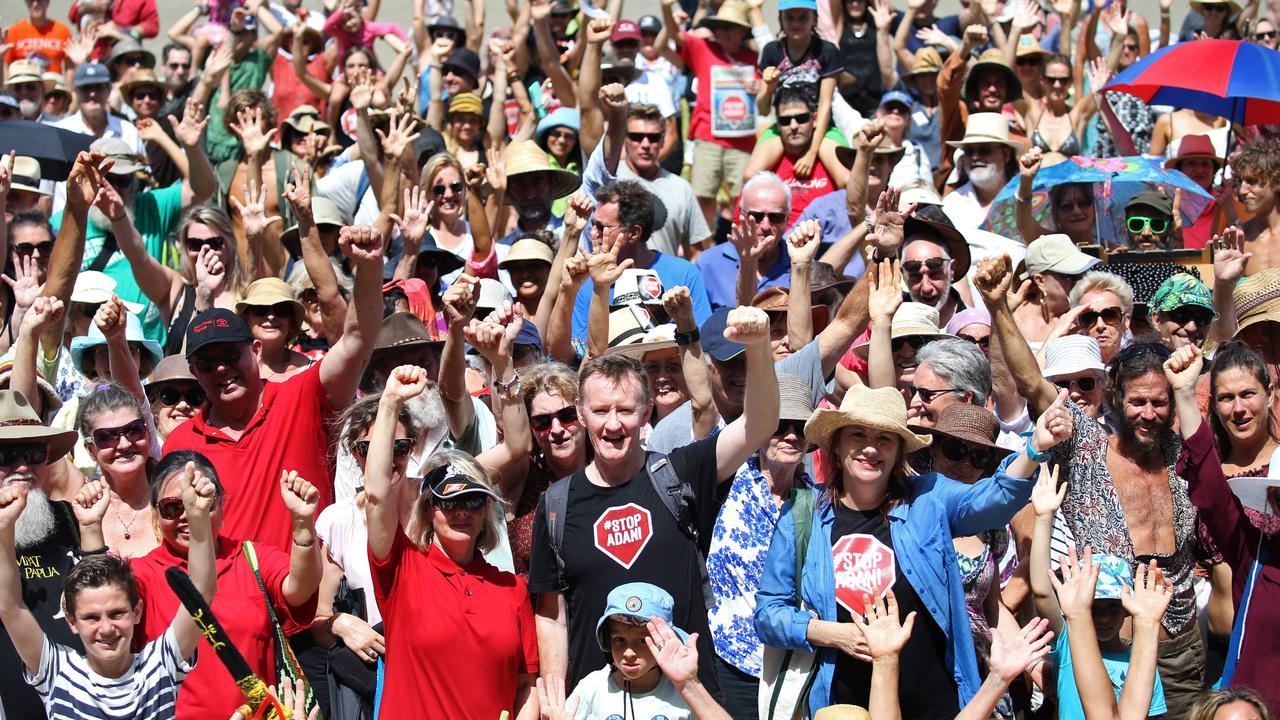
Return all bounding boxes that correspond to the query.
[1126,215,1170,235]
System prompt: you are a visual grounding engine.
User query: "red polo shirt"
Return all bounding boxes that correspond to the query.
[132,537,317,720]
[371,530,539,720]
[162,364,336,551]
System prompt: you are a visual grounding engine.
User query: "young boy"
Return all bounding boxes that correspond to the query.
[0,464,217,720]
[1030,467,1169,720]
[561,582,728,720]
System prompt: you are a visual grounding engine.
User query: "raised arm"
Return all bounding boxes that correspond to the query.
[278,471,323,608]
[1210,226,1249,342]
[284,164,349,343]
[849,591,917,720]
[1015,147,1052,243]
[292,23,332,99]
[577,17,614,159]
[93,181,183,317]
[956,617,1055,720]
[71,480,110,553]
[40,151,109,357]
[546,256,590,365]
[537,192,590,335]
[365,366,432,560]
[473,307,534,502]
[94,296,146,404]
[319,226,387,408]
[728,216,767,307]
[1052,548,1125,720]
[531,0,578,108]
[658,0,688,57]
[714,307,779,479]
[11,298,63,418]
[1166,345,1206,440]
[646,616,733,720]
[785,221,822,349]
[974,254,1059,418]
[438,275,481,439]
[586,228,634,358]
[0,484,46,674]
[171,463,219,660]
[228,180,284,282]
[1028,462,1067,635]
[1116,561,1172,720]
[893,4,920,70]
[865,259,903,389]
[663,287,719,439]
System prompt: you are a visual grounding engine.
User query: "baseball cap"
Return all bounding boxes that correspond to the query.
[612,269,664,307]
[700,306,744,362]
[778,0,819,9]
[90,136,147,175]
[185,308,253,358]
[879,90,913,111]
[612,19,642,42]
[1093,554,1134,600]
[1018,233,1100,282]
[1041,334,1105,380]
[515,319,543,350]
[1126,190,1174,216]
[73,62,111,89]
[638,15,662,33]
[1150,273,1214,316]
[422,462,503,502]
[595,582,689,652]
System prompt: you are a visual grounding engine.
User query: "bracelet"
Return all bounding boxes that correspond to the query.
[674,328,700,346]
[292,536,315,548]
[1015,193,1031,204]
[493,375,521,396]
[864,215,875,237]
[1019,430,1052,463]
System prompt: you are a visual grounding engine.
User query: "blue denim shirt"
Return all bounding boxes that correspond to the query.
[753,454,1034,714]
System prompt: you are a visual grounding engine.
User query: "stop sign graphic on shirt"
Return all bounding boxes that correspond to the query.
[832,534,896,615]
[593,504,654,569]
[722,96,748,121]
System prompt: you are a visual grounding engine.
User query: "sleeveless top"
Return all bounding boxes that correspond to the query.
[1031,124,1082,156]
[838,18,885,118]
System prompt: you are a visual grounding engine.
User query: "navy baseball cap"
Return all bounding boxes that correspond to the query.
[700,307,745,362]
[516,319,543,351]
[185,308,252,358]
[880,90,913,111]
[638,15,662,33]
[73,62,111,89]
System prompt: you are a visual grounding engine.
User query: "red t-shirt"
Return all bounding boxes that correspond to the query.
[775,154,836,229]
[1182,201,1218,249]
[271,52,328,123]
[678,32,758,154]
[370,530,539,720]
[132,537,317,720]
[162,363,336,551]
[3,19,71,73]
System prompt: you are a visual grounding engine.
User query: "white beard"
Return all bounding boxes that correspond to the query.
[968,165,1007,194]
[14,487,57,550]
[405,387,449,458]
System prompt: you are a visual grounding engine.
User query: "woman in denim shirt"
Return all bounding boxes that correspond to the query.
[753,384,1073,717]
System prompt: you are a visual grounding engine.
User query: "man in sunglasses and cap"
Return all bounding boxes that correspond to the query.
[1125,190,1178,250]
[0,389,85,720]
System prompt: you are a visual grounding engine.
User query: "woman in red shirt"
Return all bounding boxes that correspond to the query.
[366,365,538,720]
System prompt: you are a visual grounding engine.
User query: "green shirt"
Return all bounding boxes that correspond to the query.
[204,50,274,165]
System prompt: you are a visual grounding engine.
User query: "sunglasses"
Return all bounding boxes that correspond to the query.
[774,418,805,437]
[892,336,929,353]
[13,240,54,257]
[1016,56,1043,66]
[1056,198,1092,212]
[353,437,415,459]
[434,494,489,511]
[1043,75,1072,86]
[778,112,812,126]
[432,182,464,196]
[90,418,148,447]
[1122,42,1140,51]
[157,496,186,521]
[247,302,297,318]
[1127,215,1170,235]
[152,387,207,407]
[746,210,787,225]
[185,235,226,252]
[626,131,662,144]
[1052,376,1097,392]
[547,128,577,141]
[131,88,162,101]
[167,61,191,70]
[1202,4,1228,10]
[902,258,948,275]
[531,406,579,431]
[1076,306,1125,327]
[0,443,48,468]
[909,386,960,403]
[1256,30,1277,40]
[1165,306,1214,327]
[956,333,990,349]
[592,219,623,235]
[938,436,1000,469]
[190,344,245,373]
[117,54,148,66]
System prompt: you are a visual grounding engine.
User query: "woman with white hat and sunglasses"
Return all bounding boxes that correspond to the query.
[754,382,1073,717]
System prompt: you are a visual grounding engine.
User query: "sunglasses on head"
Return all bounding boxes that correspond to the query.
[190,344,246,373]
[778,112,812,126]
[1127,215,1169,235]
[892,336,929,353]
[185,234,226,252]
[957,332,990,349]
[626,131,662,144]
[152,386,207,407]
[774,418,805,437]
[0,443,48,468]
[90,418,148,447]
[531,406,579,431]
[432,182,464,196]
[745,210,787,225]
[1053,375,1097,392]
[902,258,948,275]
[14,240,54,257]
[156,496,186,521]
[909,385,960,403]
[1076,306,1125,327]
[1165,306,1214,327]
[248,302,296,318]
[938,436,999,469]
[353,437,415,459]
[434,494,488,511]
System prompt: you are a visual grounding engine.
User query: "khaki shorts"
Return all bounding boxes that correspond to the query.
[1157,626,1206,720]
[690,139,750,199]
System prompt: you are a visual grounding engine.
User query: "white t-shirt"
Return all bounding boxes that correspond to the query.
[27,627,194,720]
[626,71,677,119]
[316,500,382,626]
[316,159,380,227]
[569,666,691,720]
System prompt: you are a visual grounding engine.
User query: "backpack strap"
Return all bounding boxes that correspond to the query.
[542,475,572,589]
[644,451,715,609]
[87,232,118,272]
[789,487,816,606]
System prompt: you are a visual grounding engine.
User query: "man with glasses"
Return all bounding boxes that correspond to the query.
[696,172,793,309]
[609,20,679,161]
[158,44,195,113]
[1149,273,1222,352]
[3,60,49,121]
[764,87,848,228]
[897,205,971,327]
[1124,190,1178,250]
[163,224,386,552]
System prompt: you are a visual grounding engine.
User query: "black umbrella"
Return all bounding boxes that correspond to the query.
[0,120,95,182]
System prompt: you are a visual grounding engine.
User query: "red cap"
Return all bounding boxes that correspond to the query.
[612,20,642,42]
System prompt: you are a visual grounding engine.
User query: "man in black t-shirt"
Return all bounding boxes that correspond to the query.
[529,307,779,693]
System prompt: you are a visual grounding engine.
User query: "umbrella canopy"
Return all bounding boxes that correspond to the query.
[0,120,95,182]
[1103,39,1280,125]
[982,156,1213,248]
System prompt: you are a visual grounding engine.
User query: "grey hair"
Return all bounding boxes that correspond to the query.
[916,337,991,405]
[1068,270,1135,315]
[741,171,792,219]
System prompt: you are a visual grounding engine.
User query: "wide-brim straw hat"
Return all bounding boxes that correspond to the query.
[905,47,943,79]
[834,137,903,170]
[607,322,678,359]
[119,67,164,98]
[234,278,306,321]
[915,403,1002,450]
[0,390,77,459]
[503,140,581,200]
[499,238,555,267]
[963,49,1023,103]
[814,706,872,720]
[698,0,752,29]
[1191,0,1242,15]
[805,384,932,454]
[946,111,1023,152]
[851,302,951,358]
[1234,268,1280,336]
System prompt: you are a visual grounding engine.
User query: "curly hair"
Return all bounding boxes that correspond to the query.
[595,180,655,239]
[1231,134,1280,189]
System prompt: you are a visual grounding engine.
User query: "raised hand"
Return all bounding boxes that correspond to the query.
[1032,389,1073,452]
[1012,0,1039,28]
[19,296,63,335]
[1019,146,1043,180]
[870,187,910,257]
[729,214,770,263]
[441,274,479,325]
[65,151,112,210]
[338,225,386,267]
[722,306,770,345]
[229,181,283,239]
[963,24,989,50]
[586,235,634,287]
[1121,559,1173,625]
[761,66,781,89]
[585,17,614,43]
[93,294,129,340]
[988,617,1054,682]
[347,67,376,112]
[72,479,111,529]
[915,24,950,47]
[1083,56,1112,95]
[1101,1,1128,35]
[868,258,904,325]
[1212,225,1251,284]
[561,254,590,292]
[484,146,507,194]
[868,0,894,27]
[0,482,29,531]
[856,118,887,156]
[282,162,314,222]
[204,41,235,82]
[136,118,168,144]
[599,83,629,115]
[1162,344,1203,393]
[389,186,433,246]
[374,111,421,164]
[229,106,277,157]
[465,303,524,366]
[92,181,127,223]
[562,191,593,239]
[181,462,217,520]
[850,590,917,659]
[3,255,43,312]
[645,616,700,688]
[530,0,552,22]
[786,220,822,263]
[974,254,1014,308]
[1048,545,1100,621]
[196,245,227,295]
[535,677,580,720]
[429,36,455,65]
[1030,462,1066,517]
[384,364,431,403]
[279,470,320,521]
[662,286,695,327]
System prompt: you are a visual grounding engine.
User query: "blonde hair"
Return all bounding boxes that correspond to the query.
[1187,688,1274,720]
[420,153,466,221]
[1068,270,1135,316]
[176,205,248,297]
[408,449,505,554]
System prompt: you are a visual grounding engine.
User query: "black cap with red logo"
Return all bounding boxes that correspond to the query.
[185,308,253,358]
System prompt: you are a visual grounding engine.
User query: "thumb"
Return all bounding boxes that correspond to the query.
[1052,388,1068,408]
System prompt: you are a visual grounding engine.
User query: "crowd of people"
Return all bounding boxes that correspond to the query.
[1,0,1280,717]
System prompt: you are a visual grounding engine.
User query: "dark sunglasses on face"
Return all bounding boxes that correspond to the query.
[131,88,162,101]
[1016,56,1042,66]
[248,302,296,318]
[90,418,148,447]
[1044,75,1072,86]
[902,258,948,275]
[14,240,54,257]
[1053,375,1097,392]
[957,333,990,349]
[190,344,245,373]
[0,443,48,467]
[627,131,662,144]
[938,436,999,469]
[1127,215,1170,235]
[353,437,415,459]
[892,335,929,353]
[1256,30,1277,40]
[778,112,812,126]
[909,385,960,403]
[152,387,208,407]
[434,494,488,511]
[1166,306,1214,327]
[746,210,787,225]
[157,496,186,521]
[185,235,226,252]
[1076,306,1125,327]
[167,61,191,70]
[432,182,464,197]
[547,128,577,141]
[1122,42,1140,51]
[531,406,579,432]
[774,418,805,437]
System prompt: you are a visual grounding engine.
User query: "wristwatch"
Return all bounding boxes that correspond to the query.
[674,328,700,346]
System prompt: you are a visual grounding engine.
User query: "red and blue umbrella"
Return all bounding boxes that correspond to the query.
[1102,39,1280,125]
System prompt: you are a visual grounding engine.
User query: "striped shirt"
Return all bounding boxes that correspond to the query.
[26,627,195,720]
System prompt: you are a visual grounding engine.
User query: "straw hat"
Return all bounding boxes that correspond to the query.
[607,322,678,359]
[235,278,306,321]
[146,354,199,391]
[963,49,1022,103]
[282,105,330,135]
[1233,268,1280,336]
[42,72,68,98]
[9,156,48,196]
[916,403,1002,450]
[0,390,77,459]
[606,306,656,347]
[119,68,164,98]
[503,140,581,200]
[904,47,942,83]
[4,59,43,88]
[851,302,951,357]
[946,112,1022,151]
[1191,0,1242,15]
[805,383,932,453]
[1014,33,1050,60]
[814,707,872,720]
[698,0,752,29]
[499,238,555,267]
